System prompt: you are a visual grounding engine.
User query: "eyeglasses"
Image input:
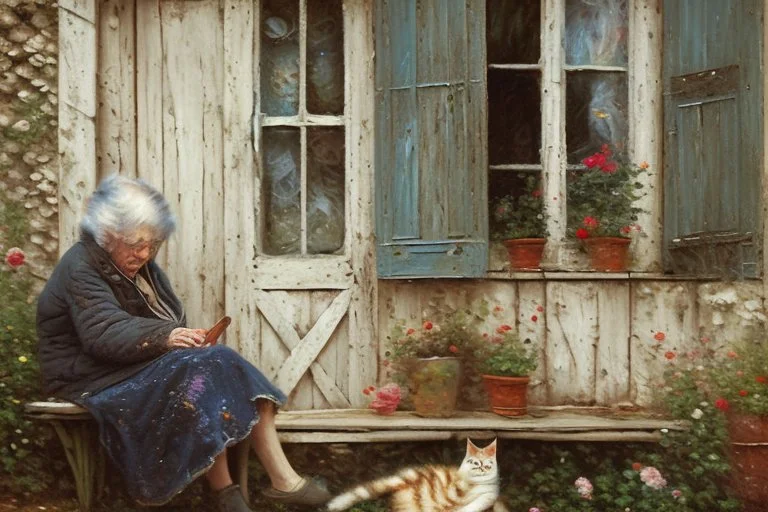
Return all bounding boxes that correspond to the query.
[124,238,163,254]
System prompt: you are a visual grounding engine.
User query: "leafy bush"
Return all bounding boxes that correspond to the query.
[478,330,537,377]
[491,174,548,240]
[0,197,62,494]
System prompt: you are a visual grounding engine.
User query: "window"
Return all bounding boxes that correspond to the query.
[375,0,639,278]
[259,0,346,256]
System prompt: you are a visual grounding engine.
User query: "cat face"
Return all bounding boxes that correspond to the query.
[459,438,498,478]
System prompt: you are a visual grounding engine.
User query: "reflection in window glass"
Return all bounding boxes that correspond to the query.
[566,72,627,163]
[307,0,344,115]
[486,0,541,65]
[263,127,301,255]
[307,127,345,254]
[261,0,300,116]
[565,0,628,66]
[488,69,541,165]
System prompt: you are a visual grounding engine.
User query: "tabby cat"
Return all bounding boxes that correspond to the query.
[326,438,509,512]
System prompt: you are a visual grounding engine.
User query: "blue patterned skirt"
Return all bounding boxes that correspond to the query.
[79,345,286,505]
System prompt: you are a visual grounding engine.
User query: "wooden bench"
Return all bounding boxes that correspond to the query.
[26,401,686,511]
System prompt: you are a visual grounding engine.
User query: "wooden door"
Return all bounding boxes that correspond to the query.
[223,0,377,409]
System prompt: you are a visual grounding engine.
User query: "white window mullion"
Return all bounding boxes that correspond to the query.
[299,0,308,255]
[541,0,568,267]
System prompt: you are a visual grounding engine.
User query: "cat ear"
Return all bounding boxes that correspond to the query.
[466,438,480,456]
[483,438,497,457]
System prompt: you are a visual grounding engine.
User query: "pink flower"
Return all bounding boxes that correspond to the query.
[639,466,667,490]
[574,477,593,500]
[536,305,544,312]
[583,216,599,228]
[369,383,401,415]
[423,321,433,330]
[5,247,24,268]
[529,508,542,512]
[672,489,682,499]
[448,344,459,354]
[406,328,416,335]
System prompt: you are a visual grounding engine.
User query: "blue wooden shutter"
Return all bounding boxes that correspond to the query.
[374,0,488,278]
[662,0,763,278]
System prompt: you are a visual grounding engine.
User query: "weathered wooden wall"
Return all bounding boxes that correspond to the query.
[379,279,766,407]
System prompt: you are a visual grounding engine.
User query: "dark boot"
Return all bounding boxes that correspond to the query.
[215,484,253,512]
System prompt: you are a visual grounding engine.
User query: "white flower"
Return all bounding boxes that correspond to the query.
[14,429,21,434]
[700,401,709,407]
[21,438,28,444]
[691,408,704,420]
[696,365,705,371]
[661,428,669,433]
[708,454,720,461]
[754,394,761,399]
[10,443,17,450]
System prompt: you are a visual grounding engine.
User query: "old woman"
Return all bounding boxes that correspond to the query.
[36,175,330,511]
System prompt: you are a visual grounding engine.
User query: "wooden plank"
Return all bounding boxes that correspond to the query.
[540,0,567,268]
[628,0,663,272]
[274,289,352,395]
[630,282,699,406]
[59,0,96,23]
[545,282,598,404]
[291,292,314,410]
[517,281,547,405]
[311,292,340,408]
[278,430,662,444]
[345,0,378,409]
[97,0,136,179]
[253,257,354,289]
[59,103,96,256]
[595,283,631,404]
[255,290,350,408]
[223,0,257,359]
[136,0,164,189]
[159,0,225,328]
[274,408,687,432]
[59,7,96,117]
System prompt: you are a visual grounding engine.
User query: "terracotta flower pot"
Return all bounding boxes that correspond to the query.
[408,357,462,418]
[482,374,530,417]
[727,413,768,511]
[583,236,631,272]
[503,238,546,271]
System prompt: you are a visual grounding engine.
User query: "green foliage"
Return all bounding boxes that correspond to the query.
[567,145,647,238]
[491,174,548,240]
[0,197,61,494]
[478,330,537,377]
[706,338,768,416]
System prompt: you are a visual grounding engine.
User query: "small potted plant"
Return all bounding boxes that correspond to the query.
[478,326,538,417]
[386,309,484,418]
[491,174,548,271]
[567,144,647,271]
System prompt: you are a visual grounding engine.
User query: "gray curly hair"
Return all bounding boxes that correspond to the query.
[80,174,176,248]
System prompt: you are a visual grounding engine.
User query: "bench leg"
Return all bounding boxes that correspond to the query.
[233,440,251,503]
[50,420,104,512]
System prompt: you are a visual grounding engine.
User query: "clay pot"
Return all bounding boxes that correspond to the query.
[583,236,631,272]
[727,413,768,511]
[482,375,530,417]
[408,357,462,418]
[503,238,546,271]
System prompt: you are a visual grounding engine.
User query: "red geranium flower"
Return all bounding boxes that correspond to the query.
[532,189,542,198]
[599,161,618,173]
[576,228,590,239]
[664,351,676,360]
[654,331,666,342]
[739,390,749,397]
[531,315,538,322]
[756,376,767,384]
[423,321,433,330]
[583,216,599,228]
[631,462,643,472]
[448,344,459,354]
[536,305,544,312]
[714,398,730,411]
[582,152,607,169]
[5,247,24,268]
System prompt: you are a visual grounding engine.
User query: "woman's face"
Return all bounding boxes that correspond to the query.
[107,227,162,278]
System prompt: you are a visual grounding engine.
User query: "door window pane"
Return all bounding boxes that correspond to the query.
[307,0,344,115]
[261,0,300,116]
[307,127,345,254]
[263,127,301,255]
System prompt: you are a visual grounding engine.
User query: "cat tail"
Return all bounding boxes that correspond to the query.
[326,469,420,511]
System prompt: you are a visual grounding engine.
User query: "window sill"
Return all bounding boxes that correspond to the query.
[485,271,734,281]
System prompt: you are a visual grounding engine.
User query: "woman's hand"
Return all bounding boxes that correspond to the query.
[167,328,208,349]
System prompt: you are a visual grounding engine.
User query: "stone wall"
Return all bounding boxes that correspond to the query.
[0,0,58,283]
